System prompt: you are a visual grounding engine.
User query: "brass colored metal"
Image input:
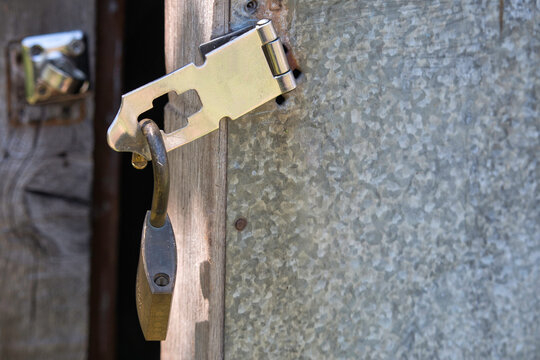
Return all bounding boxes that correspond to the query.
[131,153,148,170]
[112,20,299,340]
[139,119,170,228]
[20,30,90,104]
[136,212,176,341]
[135,119,176,341]
[106,20,296,160]
[39,59,87,94]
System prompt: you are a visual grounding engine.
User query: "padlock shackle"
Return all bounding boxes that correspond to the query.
[139,119,170,228]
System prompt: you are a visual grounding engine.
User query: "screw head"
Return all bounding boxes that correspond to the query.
[245,0,258,14]
[36,83,48,96]
[68,39,85,56]
[234,217,248,231]
[154,273,170,287]
[30,45,43,57]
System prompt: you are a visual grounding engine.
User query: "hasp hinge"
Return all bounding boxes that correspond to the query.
[107,19,296,160]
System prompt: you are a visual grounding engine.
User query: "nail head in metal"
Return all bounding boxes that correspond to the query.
[67,39,85,56]
[30,45,43,56]
[245,0,258,13]
[235,217,248,231]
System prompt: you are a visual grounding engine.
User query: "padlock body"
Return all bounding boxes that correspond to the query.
[136,211,177,341]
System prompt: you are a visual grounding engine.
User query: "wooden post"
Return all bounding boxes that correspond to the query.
[162,1,229,359]
[89,0,124,359]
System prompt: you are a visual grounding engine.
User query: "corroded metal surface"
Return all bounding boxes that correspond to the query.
[225,0,539,358]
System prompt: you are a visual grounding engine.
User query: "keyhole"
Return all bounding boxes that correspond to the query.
[153,273,170,286]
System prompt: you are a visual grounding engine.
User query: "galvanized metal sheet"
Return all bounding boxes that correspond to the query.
[226,1,540,358]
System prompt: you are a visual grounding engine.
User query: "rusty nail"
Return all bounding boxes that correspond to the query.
[234,217,248,231]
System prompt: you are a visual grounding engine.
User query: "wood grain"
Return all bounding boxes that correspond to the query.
[162,0,229,359]
[0,1,94,359]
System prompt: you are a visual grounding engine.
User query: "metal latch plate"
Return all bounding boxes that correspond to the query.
[6,30,91,125]
[21,31,90,104]
[107,19,296,160]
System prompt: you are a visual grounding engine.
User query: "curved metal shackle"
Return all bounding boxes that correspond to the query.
[139,119,170,228]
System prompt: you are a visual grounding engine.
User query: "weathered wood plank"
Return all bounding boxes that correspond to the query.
[162,0,229,359]
[0,1,94,359]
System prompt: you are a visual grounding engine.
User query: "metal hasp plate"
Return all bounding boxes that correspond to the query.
[20,30,90,104]
[107,19,296,160]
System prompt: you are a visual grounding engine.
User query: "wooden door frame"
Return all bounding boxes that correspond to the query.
[161,0,229,358]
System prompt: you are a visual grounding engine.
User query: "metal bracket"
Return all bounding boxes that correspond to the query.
[6,30,90,125]
[21,31,90,104]
[107,19,296,160]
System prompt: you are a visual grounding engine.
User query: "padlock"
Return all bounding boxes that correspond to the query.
[135,119,177,341]
[105,20,298,342]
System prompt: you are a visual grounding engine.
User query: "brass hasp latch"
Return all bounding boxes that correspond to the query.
[107,19,296,160]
